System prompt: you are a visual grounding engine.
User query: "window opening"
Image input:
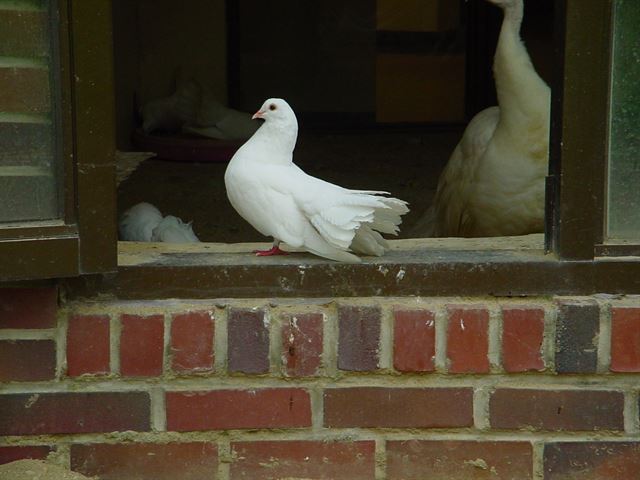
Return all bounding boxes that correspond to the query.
[111,0,554,246]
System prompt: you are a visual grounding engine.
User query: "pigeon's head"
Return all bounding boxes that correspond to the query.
[252,98,296,126]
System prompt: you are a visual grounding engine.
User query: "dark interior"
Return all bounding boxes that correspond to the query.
[112,0,554,242]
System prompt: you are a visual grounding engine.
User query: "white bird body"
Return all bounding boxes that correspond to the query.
[151,215,200,243]
[118,202,164,242]
[141,79,200,134]
[225,98,408,262]
[185,88,259,140]
[119,202,200,243]
[416,0,550,237]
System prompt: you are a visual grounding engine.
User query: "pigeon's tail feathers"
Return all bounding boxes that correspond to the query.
[351,224,388,256]
[303,226,362,263]
[151,216,200,243]
[371,197,410,235]
[119,202,163,241]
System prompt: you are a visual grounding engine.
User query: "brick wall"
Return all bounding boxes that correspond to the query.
[1,287,640,479]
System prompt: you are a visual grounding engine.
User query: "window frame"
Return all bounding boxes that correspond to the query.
[0,0,117,282]
[7,0,640,297]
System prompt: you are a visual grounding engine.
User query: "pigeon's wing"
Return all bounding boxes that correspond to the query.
[151,216,200,243]
[277,166,407,256]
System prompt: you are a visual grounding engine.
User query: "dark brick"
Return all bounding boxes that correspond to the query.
[0,10,48,57]
[0,67,50,114]
[67,314,110,376]
[324,387,473,428]
[555,300,599,373]
[230,440,375,480]
[446,306,490,373]
[544,442,640,479]
[228,309,269,374]
[0,340,55,381]
[171,311,214,373]
[166,388,311,431]
[71,443,218,480]
[0,392,150,435]
[610,307,640,372]
[120,314,164,377]
[393,309,435,372]
[0,287,56,329]
[0,446,51,465]
[338,305,380,371]
[490,389,624,431]
[502,306,545,372]
[281,313,323,377]
[387,440,533,480]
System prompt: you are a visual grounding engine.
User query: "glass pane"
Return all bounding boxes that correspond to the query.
[0,0,61,223]
[607,0,640,239]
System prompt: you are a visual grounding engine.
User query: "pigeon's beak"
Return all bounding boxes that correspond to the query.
[252,110,265,120]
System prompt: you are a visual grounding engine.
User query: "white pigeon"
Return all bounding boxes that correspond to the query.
[183,87,259,140]
[151,215,200,243]
[140,78,200,134]
[119,202,200,243]
[119,202,164,242]
[224,98,409,263]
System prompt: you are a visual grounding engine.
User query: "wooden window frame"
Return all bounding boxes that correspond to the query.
[4,0,640,298]
[0,0,117,281]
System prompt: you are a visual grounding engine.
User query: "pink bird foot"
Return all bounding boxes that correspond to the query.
[254,245,289,256]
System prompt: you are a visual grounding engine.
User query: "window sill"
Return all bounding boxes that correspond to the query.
[60,234,640,299]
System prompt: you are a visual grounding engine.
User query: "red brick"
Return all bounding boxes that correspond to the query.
[324,387,473,428]
[387,440,533,480]
[0,446,51,465]
[502,307,545,372]
[393,309,435,372]
[166,389,311,431]
[0,287,56,329]
[281,313,323,377]
[544,442,640,479]
[171,311,214,373]
[231,440,375,480]
[338,305,380,371]
[0,392,150,435]
[228,309,269,374]
[67,315,110,376]
[0,340,55,381]
[120,314,164,377]
[71,443,218,480]
[0,67,50,114]
[611,307,640,372]
[490,389,624,431]
[447,306,490,373]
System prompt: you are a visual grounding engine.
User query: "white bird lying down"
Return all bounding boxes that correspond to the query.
[119,202,200,243]
[141,79,200,134]
[224,98,409,263]
[150,215,200,243]
[413,0,550,237]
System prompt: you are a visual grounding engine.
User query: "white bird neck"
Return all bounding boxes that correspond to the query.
[252,120,299,161]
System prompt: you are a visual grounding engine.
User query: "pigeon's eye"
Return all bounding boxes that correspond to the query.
[269,104,277,111]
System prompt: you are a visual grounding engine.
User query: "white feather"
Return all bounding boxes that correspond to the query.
[119,202,163,242]
[151,216,200,243]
